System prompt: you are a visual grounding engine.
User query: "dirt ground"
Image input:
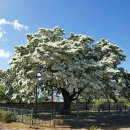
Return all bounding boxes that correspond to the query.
[1,122,130,130]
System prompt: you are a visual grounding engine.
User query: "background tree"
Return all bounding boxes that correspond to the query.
[116,68,130,100]
[0,70,4,83]
[4,27,126,111]
[0,85,6,102]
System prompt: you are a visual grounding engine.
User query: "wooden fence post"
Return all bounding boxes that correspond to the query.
[116,104,119,125]
[76,108,80,128]
[98,107,101,125]
[30,108,33,126]
[53,108,56,128]
[21,108,23,123]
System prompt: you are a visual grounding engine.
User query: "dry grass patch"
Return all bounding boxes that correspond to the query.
[0,122,86,130]
[0,122,37,130]
[1,122,130,130]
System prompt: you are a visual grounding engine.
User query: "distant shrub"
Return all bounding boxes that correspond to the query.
[0,110,16,123]
[89,125,99,130]
[54,119,63,126]
[119,97,127,103]
[124,102,130,107]
[23,115,32,122]
[93,98,106,107]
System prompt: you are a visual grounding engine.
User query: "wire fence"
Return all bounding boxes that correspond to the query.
[0,104,130,128]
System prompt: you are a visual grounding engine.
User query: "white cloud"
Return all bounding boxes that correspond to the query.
[0,18,28,31]
[0,49,10,58]
[0,18,28,40]
[0,29,6,39]
[13,20,28,30]
[0,19,9,25]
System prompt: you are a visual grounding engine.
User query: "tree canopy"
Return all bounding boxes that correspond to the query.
[3,27,127,110]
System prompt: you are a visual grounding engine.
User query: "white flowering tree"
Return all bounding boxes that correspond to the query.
[115,68,130,100]
[4,27,126,111]
[0,70,4,83]
[0,70,13,102]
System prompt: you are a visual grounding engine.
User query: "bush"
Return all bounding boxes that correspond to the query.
[0,110,16,123]
[124,101,130,107]
[23,115,32,122]
[89,125,99,130]
[54,119,63,126]
[93,98,106,107]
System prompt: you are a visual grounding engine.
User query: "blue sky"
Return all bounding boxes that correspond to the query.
[0,0,129,71]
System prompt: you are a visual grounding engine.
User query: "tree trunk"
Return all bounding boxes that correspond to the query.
[63,95,72,111]
[60,88,73,114]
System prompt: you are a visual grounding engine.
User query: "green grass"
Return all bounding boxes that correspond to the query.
[89,125,99,130]
[0,109,16,123]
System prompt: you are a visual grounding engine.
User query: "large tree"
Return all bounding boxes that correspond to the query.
[0,70,12,103]
[4,27,126,111]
